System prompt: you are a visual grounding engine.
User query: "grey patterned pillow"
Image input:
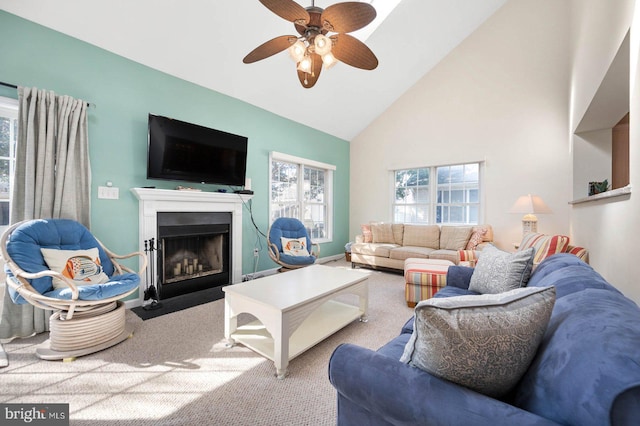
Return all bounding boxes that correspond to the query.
[400,286,556,397]
[469,244,535,294]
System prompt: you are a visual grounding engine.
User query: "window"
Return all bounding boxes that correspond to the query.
[270,152,335,242]
[394,162,481,225]
[0,96,18,232]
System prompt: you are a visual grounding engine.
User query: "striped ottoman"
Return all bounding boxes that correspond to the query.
[404,258,455,308]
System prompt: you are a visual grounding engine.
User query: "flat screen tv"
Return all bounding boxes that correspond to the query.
[147,114,248,186]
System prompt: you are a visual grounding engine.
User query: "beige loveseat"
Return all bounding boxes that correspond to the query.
[351,223,493,272]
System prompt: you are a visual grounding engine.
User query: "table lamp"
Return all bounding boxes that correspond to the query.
[509,194,552,235]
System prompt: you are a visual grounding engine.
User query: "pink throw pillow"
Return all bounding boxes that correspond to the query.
[465,228,487,250]
[361,224,372,243]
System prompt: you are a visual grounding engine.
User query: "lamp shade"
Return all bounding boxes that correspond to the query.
[509,194,552,215]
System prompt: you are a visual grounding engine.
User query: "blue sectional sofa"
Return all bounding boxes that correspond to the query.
[328,254,640,425]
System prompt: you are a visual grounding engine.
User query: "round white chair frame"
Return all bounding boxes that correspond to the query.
[1,220,148,360]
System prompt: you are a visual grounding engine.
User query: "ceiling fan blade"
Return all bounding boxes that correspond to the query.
[330,34,378,70]
[243,35,297,63]
[321,2,376,33]
[259,0,310,25]
[297,53,323,88]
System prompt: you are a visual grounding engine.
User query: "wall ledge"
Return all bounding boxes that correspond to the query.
[569,185,631,205]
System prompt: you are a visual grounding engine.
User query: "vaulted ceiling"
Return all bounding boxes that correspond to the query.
[0,0,507,140]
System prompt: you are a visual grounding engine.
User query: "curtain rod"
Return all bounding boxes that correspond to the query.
[0,81,95,108]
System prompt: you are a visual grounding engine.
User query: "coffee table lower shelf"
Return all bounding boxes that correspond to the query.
[230,300,365,370]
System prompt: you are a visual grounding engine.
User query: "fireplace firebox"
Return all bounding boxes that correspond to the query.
[156,211,232,300]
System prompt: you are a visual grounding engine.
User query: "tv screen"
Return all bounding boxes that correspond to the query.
[147,114,248,186]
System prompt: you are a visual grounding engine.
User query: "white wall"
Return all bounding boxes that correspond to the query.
[569,0,639,303]
[572,129,612,199]
[351,0,640,304]
[351,0,572,252]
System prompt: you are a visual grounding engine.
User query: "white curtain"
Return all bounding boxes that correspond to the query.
[0,87,91,349]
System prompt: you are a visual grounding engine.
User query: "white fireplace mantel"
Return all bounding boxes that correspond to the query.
[131,188,253,306]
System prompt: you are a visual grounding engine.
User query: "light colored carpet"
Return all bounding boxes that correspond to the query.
[0,260,413,425]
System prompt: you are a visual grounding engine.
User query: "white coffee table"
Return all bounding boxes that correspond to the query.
[223,264,369,379]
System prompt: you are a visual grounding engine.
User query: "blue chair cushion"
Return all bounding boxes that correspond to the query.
[4,219,134,304]
[42,273,140,301]
[278,252,317,266]
[269,218,315,266]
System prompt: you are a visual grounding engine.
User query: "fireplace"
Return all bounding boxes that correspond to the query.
[157,212,231,300]
[131,188,252,308]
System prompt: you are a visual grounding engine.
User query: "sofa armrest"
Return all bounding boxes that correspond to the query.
[446,265,474,289]
[458,249,479,267]
[328,344,559,426]
[565,245,589,263]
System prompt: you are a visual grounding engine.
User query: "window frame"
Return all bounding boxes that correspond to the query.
[269,151,335,243]
[392,161,484,225]
[0,96,18,235]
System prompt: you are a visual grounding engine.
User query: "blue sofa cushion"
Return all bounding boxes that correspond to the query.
[527,253,618,298]
[400,286,556,397]
[446,265,475,289]
[512,285,640,425]
[329,342,561,426]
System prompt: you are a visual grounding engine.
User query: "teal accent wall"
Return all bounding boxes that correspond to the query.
[0,11,350,283]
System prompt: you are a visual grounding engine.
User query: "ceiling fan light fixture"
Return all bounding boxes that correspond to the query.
[289,40,307,62]
[322,52,337,69]
[314,34,332,56]
[297,56,313,73]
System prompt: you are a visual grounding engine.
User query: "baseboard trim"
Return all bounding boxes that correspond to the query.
[317,254,346,263]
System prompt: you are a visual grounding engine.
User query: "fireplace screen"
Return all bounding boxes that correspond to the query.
[156,211,232,300]
[162,233,224,284]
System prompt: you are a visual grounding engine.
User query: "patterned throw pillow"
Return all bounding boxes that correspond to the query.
[566,245,589,263]
[465,228,487,250]
[41,247,110,290]
[469,245,535,294]
[281,237,310,257]
[400,286,556,397]
[519,233,570,264]
[361,224,373,243]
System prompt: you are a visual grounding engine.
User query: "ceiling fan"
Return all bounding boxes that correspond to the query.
[243,0,379,88]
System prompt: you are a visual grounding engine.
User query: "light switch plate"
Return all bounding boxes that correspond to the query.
[98,186,119,199]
